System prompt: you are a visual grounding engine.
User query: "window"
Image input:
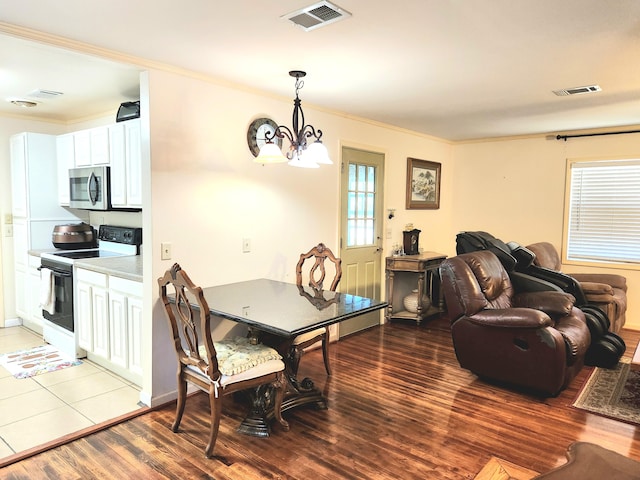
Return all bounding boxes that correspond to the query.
[346,163,376,247]
[565,158,640,264]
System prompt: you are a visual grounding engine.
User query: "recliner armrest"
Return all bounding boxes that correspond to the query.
[512,291,575,318]
[571,273,627,292]
[465,308,554,329]
[577,281,614,296]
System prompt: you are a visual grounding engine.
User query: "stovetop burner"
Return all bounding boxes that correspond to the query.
[51,250,126,260]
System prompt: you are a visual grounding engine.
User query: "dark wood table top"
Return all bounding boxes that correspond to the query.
[199,278,387,338]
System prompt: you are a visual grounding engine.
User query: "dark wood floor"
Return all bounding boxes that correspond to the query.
[3,321,640,479]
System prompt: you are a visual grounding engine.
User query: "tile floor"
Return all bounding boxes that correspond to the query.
[0,325,142,460]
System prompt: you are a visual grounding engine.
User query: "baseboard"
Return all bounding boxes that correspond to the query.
[3,318,22,328]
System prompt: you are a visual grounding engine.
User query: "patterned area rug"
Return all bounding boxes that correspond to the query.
[0,344,82,379]
[573,359,640,426]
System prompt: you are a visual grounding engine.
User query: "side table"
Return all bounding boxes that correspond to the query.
[385,252,447,324]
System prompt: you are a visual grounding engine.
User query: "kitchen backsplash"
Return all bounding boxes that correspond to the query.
[89,210,142,230]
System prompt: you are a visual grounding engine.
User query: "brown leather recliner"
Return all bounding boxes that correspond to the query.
[526,242,627,333]
[440,250,591,396]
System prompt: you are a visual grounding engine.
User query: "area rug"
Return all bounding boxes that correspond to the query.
[0,344,82,379]
[573,359,640,426]
[532,442,640,479]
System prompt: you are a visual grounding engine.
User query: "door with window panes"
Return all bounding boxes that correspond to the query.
[339,147,384,337]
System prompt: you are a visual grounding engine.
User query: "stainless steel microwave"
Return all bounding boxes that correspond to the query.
[68,166,111,210]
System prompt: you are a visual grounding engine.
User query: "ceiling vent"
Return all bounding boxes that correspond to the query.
[26,89,64,99]
[282,1,351,31]
[553,85,602,97]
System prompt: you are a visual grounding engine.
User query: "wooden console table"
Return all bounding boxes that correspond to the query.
[385,252,447,324]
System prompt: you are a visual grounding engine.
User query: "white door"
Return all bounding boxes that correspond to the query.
[339,147,384,337]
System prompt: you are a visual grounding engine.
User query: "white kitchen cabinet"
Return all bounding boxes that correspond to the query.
[124,120,142,207]
[109,276,143,376]
[26,255,45,334]
[10,134,28,217]
[73,126,111,167]
[127,294,143,377]
[56,119,142,209]
[76,268,142,383]
[76,279,92,351]
[110,119,142,208]
[109,289,128,368]
[76,268,109,358]
[73,130,91,167]
[56,134,74,206]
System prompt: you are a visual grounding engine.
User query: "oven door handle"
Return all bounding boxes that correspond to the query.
[38,266,72,277]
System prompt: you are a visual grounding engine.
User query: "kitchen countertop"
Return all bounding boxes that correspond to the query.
[29,249,143,282]
[74,255,143,282]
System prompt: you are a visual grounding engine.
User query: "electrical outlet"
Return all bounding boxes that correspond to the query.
[3,225,13,237]
[161,242,172,260]
[242,238,251,253]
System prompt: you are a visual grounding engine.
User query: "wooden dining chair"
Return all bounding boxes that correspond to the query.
[158,263,289,458]
[292,243,342,376]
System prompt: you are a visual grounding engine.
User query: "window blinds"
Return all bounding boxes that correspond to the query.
[567,159,640,263]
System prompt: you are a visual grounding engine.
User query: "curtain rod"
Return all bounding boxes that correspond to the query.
[556,129,640,141]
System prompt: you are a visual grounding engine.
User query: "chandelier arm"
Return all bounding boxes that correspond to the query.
[301,125,323,142]
[266,125,295,144]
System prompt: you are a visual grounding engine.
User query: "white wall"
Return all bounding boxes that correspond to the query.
[453,133,640,329]
[144,68,455,404]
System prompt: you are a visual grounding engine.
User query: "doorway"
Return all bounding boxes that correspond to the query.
[338,147,384,337]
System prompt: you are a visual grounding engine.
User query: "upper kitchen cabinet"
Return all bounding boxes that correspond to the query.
[11,132,79,220]
[109,119,142,208]
[56,133,74,206]
[56,119,143,209]
[73,127,110,167]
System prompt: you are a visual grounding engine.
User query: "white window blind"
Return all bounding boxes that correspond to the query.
[566,159,640,264]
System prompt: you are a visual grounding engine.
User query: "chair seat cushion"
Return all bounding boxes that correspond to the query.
[186,358,284,386]
[292,327,327,345]
[197,336,282,376]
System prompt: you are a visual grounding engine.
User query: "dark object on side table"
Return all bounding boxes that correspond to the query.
[403,228,421,255]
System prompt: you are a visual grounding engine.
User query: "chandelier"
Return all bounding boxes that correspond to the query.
[256,70,332,168]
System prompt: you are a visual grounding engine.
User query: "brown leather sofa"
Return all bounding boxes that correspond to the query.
[440,250,591,396]
[526,242,627,333]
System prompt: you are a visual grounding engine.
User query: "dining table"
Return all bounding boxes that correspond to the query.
[196,278,388,437]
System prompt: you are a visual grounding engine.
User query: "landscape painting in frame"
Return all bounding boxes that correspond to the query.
[406,158,441,209]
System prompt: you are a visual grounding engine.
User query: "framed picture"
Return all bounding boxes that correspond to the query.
[406,158,441,209]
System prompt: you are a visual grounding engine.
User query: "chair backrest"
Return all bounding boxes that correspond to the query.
[158,263,220,381]
[455,231,517,271]
[440,250,514,321]
[296,243,342,292]
[526,242,562,271]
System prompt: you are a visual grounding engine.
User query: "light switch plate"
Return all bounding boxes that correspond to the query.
[161,242,172,260]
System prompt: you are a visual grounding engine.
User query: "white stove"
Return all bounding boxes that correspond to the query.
[39,225,142,358]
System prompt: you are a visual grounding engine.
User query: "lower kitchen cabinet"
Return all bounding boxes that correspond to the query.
[109,276,143,377]
[26,254,45,334]
[76,268,142,384]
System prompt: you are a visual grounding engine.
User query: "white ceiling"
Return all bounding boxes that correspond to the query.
[1,0,639,141]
